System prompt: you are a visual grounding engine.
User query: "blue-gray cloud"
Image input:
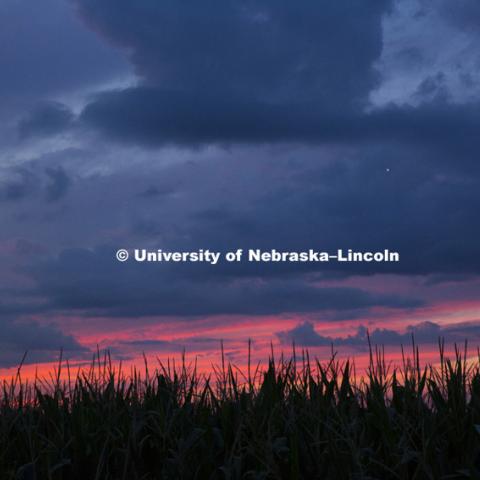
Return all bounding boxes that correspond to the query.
[0,0,128,100]
[72,0,395,146]
[45,166,71,202]
[1,0,480,337]
[277,320,480,347]
[75,0,390,107]
[0,317,89,367]
[18,102,74,139]
[26,246,422,318]
[0,165,72,203]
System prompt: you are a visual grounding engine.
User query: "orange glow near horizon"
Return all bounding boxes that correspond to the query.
[1,297,479,382]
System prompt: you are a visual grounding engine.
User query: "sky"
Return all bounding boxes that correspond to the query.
[1,0,480,376]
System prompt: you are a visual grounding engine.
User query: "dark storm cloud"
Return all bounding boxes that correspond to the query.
[0,165,72,203]
[2,0,480,330]
[0,0,128,100]
[163,153,480,278]
[137,185,176,199]
[423,274,476,286]
[74,0,390,106]
[18,102,74,139]
[79,88,480,171]
[26,246,421,318]
[413,73,449,103]
[0,168,36,202]
[45,166,71,202]
[0,317,88,367]
[71,0,399,146]
[277,320,480,348]
[440,0,480,31]
[69,0,480,163]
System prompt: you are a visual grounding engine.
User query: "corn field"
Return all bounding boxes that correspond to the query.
[2,341,480,479]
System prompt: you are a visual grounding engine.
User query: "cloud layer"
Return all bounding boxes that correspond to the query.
[277,320,480,348]
[0,0,480,368]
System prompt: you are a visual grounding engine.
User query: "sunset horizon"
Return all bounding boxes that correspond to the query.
[3,1,480,477]
[2,0,480,377]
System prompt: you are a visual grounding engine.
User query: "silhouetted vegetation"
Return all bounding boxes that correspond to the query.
[2,341,480,479]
